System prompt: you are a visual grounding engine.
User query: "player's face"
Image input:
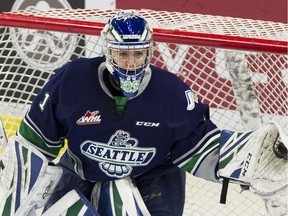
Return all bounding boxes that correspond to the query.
[111,48,148,71]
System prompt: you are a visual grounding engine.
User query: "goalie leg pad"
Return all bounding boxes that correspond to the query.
[0,136,63,216]
[44,163,95,211]
[91,177,151,216]
[0,117,8,154]
[42,189,100,216]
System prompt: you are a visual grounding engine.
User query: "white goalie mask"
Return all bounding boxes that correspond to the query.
[101,11,153,98]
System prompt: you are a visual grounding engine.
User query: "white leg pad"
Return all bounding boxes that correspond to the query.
[91,177,151,216]
[42,189,100,216]
[0,136,62,216]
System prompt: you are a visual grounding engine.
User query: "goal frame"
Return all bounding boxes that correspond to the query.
[0,11,287,54]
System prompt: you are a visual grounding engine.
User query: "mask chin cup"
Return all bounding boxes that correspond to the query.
[113,68,144,98]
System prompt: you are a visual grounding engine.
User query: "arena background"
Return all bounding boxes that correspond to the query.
[1,0,287,22]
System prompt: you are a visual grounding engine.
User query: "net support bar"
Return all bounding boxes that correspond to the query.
[0,12,287,54]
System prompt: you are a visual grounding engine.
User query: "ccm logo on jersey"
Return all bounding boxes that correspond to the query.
[136,121,160,127]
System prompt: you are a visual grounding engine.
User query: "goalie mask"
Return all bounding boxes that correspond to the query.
[101,11,153,98]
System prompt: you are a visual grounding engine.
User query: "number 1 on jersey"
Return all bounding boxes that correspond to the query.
[39,92,50,112]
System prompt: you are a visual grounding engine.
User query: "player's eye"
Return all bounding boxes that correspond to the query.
[118,51,129,58]
[134,51,145,58]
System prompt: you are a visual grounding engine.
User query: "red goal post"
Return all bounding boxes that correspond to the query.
[0,9,287,53]
[0,8,287,216]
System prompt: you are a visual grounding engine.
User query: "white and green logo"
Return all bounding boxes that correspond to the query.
[80,130,156,178]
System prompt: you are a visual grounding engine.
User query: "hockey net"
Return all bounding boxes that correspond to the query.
[0,8,287,216]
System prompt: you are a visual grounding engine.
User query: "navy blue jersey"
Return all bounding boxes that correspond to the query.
[18,56,220,182]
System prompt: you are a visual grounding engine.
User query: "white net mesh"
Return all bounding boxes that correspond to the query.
[0,8,287,216]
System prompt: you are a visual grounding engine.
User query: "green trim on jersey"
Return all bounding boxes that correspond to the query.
[114,96,128,115]
[18,121,61,157]
[218,132,245,169]
[180,137,220,173]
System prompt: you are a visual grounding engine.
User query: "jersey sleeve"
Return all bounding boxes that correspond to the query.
[166,78,221,182]
[17,64,68,160]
